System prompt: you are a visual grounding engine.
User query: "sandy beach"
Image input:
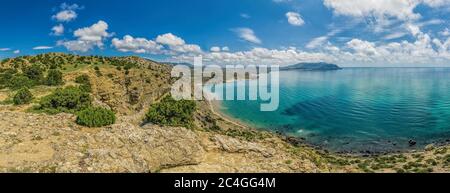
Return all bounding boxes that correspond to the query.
[206,99,252,130]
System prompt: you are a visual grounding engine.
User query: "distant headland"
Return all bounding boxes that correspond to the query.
[280,62,342,71]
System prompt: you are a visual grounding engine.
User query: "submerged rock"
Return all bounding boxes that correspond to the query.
[409,140,417,147]
[285,136,303,147]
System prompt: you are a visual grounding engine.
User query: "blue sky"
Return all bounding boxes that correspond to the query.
[1,0,450,66]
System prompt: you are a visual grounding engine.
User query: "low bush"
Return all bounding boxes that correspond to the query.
[13,87,33,105]
[7,75,34,90]
[23,64,44,83]
[38,86,92,113]
[76,107,116,127]
[75,74,92,92]
[45,69,64,86]
[0,69,18,85]
[145,96,196,128]
[79,84,92,93]
[75,74,90,85]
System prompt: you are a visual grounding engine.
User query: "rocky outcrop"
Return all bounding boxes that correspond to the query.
[0,111,204,173]
[0,110,325,173]
[162,133,321,173]
[212,135,275,158]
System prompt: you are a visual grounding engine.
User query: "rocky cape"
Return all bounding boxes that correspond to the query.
[280,62,342,71]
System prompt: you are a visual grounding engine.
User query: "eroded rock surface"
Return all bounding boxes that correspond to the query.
[0,111,324,173]
[0,111,203,172]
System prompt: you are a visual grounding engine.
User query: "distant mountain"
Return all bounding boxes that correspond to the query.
[280,62,342,71]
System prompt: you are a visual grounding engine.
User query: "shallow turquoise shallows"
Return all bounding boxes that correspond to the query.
[216,68,450,153]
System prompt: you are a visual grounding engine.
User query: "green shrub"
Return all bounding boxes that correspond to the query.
[145,96,196,128]
[76,107,116,127]
[0,69,17,85]
[79,84,92,93]
[7,75,34,90]
[13,87,33,105]
[38,86,92,113]
[45,69,64,86]
[49,63,59,69]
[75,74,90,85]
[23,64,44,83]
[124,63,134,70]
[75,74,92,92]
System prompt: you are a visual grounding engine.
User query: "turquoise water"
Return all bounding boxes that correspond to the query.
[217,68,450,153]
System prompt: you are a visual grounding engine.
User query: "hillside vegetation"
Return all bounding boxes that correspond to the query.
[0,53,449,173]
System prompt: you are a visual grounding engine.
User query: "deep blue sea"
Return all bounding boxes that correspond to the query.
[216,68,450,153]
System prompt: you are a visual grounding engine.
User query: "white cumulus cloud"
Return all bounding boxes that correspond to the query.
[222,47,230,52]
[112,35,163,54]
[156,33,186,46]
[59,20,112,52]
[210,46,221,52]
[112,33,202,55]
[51,24,65,36]
[323,0,421,21]
[52,3,82,22]
[156,33,202,54]
[74,20,111,42]
[210,46,230,52]
[53,10,77,22]
[286,12,305,26]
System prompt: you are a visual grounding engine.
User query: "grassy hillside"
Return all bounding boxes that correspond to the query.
[0,53,172,116]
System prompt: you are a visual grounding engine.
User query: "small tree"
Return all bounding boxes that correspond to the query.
[38,86,92,113]
[0,69,17,85]
[45,69,64,86]
[75,74,92,92]
[145,96,197,128]
[24,64,44,83]
[7,75,34,90]
[13,87,33,105]
[75,74,90,85]
[76,107,116,127]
